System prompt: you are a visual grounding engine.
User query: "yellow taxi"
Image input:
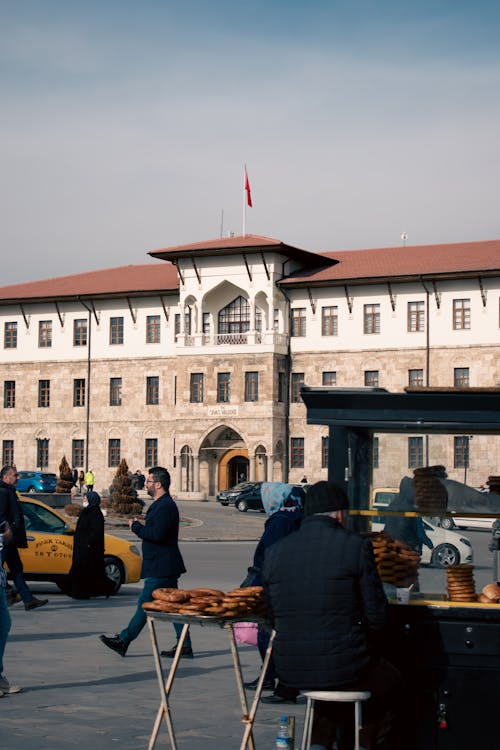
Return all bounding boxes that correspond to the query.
[13,495,142,593]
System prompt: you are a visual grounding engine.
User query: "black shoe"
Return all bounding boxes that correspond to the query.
[99,634,128,657]
[25,597,48,611]
[260,693,297,705]
[244,676,275,691]
[160,645,194,659]
[7,592,22,607]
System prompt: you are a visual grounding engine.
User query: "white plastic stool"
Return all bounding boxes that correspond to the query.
[300,689,371,750]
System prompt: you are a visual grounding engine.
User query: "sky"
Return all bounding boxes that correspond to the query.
[1,0,500,285]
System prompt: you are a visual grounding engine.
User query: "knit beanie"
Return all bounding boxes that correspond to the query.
[304,481,349,516]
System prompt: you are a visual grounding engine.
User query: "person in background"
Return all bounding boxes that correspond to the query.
[0,466,48,611]
[66,492,114,599]
[84,469,94,492]
[78,470,85,495]
[262,481,400,750]
[99,466,193,657]
[133,470,146,491]
[0,520,22,696]
[71,467,78,489]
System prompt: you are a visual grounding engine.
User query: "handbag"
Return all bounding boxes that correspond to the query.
[233,621,259,646]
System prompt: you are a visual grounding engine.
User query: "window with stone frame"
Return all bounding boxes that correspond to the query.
[36,438,49,468]
[109,316,124,344]
[4,380,15,409]
[363,304,380,334]
[322,371,337,386]
[38,320,52,348]
[146,376,159,405]
[321,306,338,336]
[108,438,121,467]
[217,372,230,403]
[4,322,17,349]
[407,301,425,332]
[110,377,122,406]
[2,439,14,466]
[453,299,471,330]
[321,436,329,468]
[38,379,50,408]
[408,369,424,387]
[291,372,304,403]
[146,315,161,344]
[408,436,423,468]
[454,436,470,469]
[290,308,306,337]
[145,438,158,467]
[73,319,87,346]
[244,371,259,402]
[290,437,305,467]
[72,439,84,467]
[454,367,470,388]
[364,370,379,388]
[73,378,86,407]
[190,373,204,403]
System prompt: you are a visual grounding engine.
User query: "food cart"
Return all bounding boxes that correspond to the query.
[301,386,500,750]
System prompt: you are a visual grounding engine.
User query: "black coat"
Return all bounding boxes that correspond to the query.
[0,480,28,550]
[131,492,186,579]
[262,515,387,690]
[67,505,113,598]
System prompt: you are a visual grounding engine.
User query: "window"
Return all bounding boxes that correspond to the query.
[364,370,379,388]
[2,440,14,465]
[278,372,286,403]
[4,381,15,409]
[408,436,423,469]
[454,436,470,469]
[291,308,306,337]
[110,377,122,406]
[145,438,158,468]
[322,371,337,386]
[217,372,230,403]
[38,379,50,408]
[218,296,250,337]
[109,316,124,344]
[108,438,121,467]
[73,378,86,407]
[190,373,204,403]
[291,373,304,403]
[273,309,279,331]
[454,367,470,388]
[146,315,161,344]
[184,308,192,336]
[174,313,181,338]
[407,301,425,332]
[408,369,424,387]
[290,437,304,468]
[363,304,380,334]
[4,322,17,349]
[72,439,84,467]
[38,320,52,348]
[36,438,49,468]
[321,436,329,469]
[244,372,259,402]
[453,299,471,330]
[146,376,159,405]
[202,313,210,336]
[73,319,87,346]
[322,306,338,336]
[373,437,379,469]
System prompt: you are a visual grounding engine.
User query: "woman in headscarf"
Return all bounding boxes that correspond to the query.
[242,482,304,704]
[67,491,114,599]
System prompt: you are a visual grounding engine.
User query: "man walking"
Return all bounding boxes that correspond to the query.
[99,466,193,657]
[0,520,22,696]
[0,466,48,611]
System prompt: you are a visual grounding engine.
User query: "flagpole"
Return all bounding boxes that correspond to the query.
[243,164,246,236]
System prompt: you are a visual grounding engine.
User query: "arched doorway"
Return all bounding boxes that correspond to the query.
[218,449,249,491]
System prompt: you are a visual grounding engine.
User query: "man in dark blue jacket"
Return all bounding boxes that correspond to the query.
[99,466,192,657]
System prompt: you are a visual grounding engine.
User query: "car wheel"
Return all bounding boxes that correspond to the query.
[28,486,37,493]
[236,499,248,512]
[440,517,456,530]
[104,556,125,594]
[431,543,460,567]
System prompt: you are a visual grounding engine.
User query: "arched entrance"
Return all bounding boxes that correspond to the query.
[218,449,249,491]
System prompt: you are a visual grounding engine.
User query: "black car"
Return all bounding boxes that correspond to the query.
[216,482,264,512]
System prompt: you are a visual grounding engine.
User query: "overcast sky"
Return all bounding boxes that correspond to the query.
[1,0,500,285]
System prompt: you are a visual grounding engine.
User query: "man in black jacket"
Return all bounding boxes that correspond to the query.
[99,466,192,657]
[0,466,48,611]
[262,481,400,750]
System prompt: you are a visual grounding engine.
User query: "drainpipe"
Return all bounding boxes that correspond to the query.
[420,279,431,464]
[279,287,292,483]
[79,301,93,472]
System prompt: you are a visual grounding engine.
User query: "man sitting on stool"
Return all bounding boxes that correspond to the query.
[262,481,400,750]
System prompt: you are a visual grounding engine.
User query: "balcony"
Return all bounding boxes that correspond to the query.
[176,331,288,352]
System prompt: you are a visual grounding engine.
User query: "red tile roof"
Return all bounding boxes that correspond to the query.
[0,263,179,303]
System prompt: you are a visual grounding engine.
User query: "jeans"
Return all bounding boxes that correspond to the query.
[3,546,33,604]
[119,577,192,648]
[0,586,11,675]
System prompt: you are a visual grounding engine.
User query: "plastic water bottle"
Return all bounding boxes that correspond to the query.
[275,715,291,749]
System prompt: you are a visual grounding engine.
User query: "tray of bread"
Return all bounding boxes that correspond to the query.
[365,531,421,587]
[142,585,267,622]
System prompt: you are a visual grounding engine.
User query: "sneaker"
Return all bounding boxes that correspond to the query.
[260,693,297,705]
[160,645,194,659]
[25,597,48,611]
[99,634,128,657]
[0,676,22,694]
[244,676,275,691]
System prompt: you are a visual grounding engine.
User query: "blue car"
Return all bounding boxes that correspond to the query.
[16,471,57,493]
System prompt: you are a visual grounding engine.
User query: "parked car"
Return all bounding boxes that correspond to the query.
[217,482,264,512]
[10,496,142,593]
[16,471,57,493]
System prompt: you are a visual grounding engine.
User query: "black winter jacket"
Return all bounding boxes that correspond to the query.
[262,515,387,689]
[131,492,186,579]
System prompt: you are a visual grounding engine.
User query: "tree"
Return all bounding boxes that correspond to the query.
[57,455,74,494]
[110,458,143,515]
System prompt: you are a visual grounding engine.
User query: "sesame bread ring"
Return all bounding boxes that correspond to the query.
[153,588,178,601]
[187,588,226,598]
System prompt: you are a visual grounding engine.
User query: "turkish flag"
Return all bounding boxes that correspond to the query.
[245,168,252,207]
